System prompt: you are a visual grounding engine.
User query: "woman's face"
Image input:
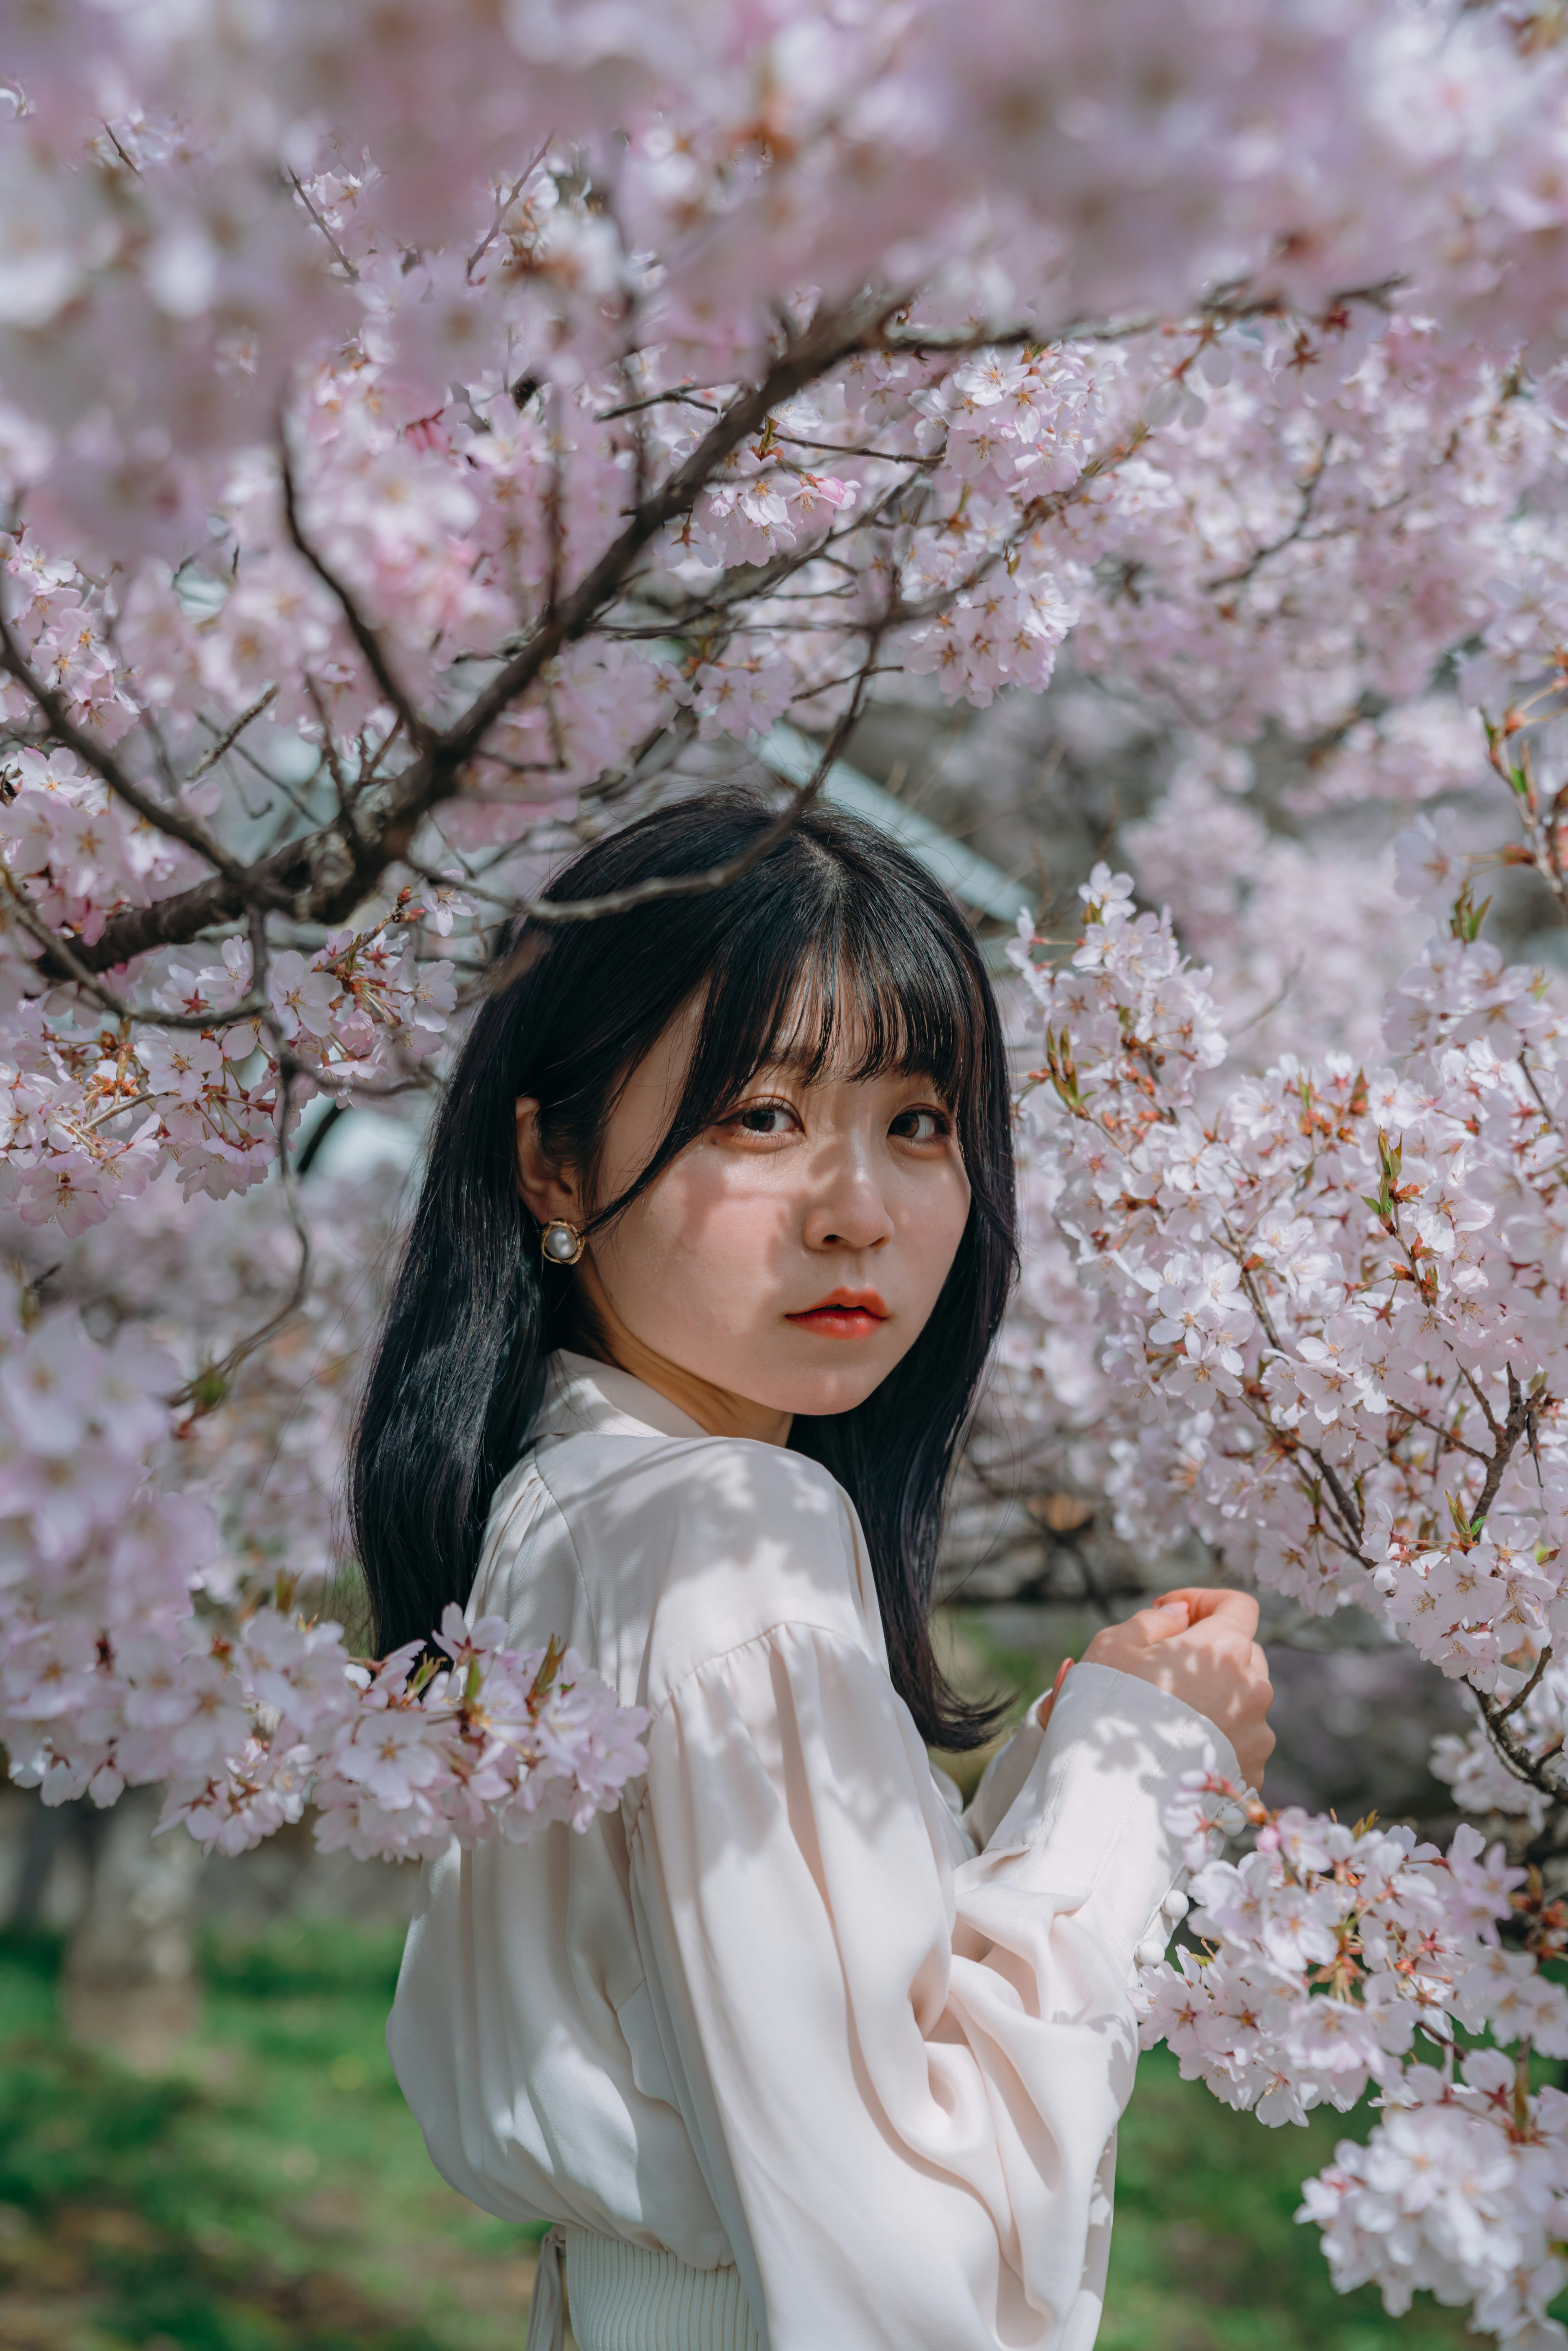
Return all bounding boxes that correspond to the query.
[517,1000,973,1435]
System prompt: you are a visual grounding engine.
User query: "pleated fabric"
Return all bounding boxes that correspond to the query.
[565,2229,763,2351]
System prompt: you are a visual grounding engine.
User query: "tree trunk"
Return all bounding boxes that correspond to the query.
[61,1787,204,2069]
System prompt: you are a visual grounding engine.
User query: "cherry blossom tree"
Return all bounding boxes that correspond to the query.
[8,0,1568,2333]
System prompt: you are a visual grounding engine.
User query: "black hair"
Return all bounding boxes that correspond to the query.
[349,787,1017,1749]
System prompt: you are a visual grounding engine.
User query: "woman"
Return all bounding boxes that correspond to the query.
[357,790,1274,2351]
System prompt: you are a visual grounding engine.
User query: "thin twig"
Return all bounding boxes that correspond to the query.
[170,921,310,1408]
[278,441,431,750]
[595,388,724,423]
[1204,439,1333,593]
[1496,1644,1553,1726]
[466,149,549,279]
[186,686,279,784]
[481,625,888,982]
[1383,1397,1491,1464]
[74,1089,154,1137]
[286,172,359,281]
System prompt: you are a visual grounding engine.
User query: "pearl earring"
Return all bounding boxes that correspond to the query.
[540,1218,585,1266]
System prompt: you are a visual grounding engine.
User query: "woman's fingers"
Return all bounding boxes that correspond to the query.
[1034,1654,1074,1730]
[1153,1584,1259,1637]
[1132,1598,1192,1641]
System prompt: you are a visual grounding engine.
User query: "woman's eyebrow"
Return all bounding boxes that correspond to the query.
[746,1051,952,1092]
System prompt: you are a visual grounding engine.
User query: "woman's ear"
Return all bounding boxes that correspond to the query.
[515,1097,581,1226]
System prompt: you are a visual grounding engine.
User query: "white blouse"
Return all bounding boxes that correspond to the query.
[388,1351,1237,2351]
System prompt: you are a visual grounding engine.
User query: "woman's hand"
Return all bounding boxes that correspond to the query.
[1058,1588,1274,1789]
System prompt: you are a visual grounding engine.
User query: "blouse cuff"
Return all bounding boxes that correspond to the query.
[961,1709,1047,1850]
[970,1661,1239,1972]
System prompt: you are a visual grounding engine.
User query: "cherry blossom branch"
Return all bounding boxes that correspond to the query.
[42,295,901,976]
[0,611,250,884]
[439,293,899,764]
[0,867,265,1032]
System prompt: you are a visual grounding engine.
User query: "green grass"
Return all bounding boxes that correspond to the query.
[0,1919,540,2351]
[0,1920,1486,2349]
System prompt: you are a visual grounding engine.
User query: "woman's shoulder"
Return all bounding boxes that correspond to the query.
[526,1422,880,1711]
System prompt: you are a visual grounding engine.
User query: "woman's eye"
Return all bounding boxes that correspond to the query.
[890,1107,948,1143]
[731,1101,797,1137]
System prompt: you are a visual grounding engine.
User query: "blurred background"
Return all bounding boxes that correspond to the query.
[0,655,1508,2351]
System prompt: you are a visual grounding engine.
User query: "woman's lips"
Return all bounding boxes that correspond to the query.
[785,1291,889,1338]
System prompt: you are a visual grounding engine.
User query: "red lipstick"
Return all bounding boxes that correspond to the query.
[785,1288,889,1339]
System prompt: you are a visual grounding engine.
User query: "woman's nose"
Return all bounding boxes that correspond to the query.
[801,1150,893,1251]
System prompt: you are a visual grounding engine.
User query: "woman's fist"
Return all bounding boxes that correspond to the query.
[1077,1588,1275,1789]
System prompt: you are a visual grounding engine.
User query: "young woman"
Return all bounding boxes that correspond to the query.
[357,791,1274,2351]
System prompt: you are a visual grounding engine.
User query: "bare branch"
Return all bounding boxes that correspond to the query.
[1204,438,1332,594]
[1471,1363,1530,1523]
[1384,1396,1491,1464]
[1496,1644,1553,1726]
[481,623,887,982]
[466,149,549,279]
[186,685,280,785]
[278,440,432,750]
[1472,1683,1568,1803]
[286,171,359,281]
[595,388,724,423]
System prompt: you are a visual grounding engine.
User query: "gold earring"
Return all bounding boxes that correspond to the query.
[540,1218,585,1266]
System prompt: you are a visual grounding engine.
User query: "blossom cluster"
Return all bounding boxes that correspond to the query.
[0,885,464,1232]
[7,0,1568,527]
[1007,844,1568,1682]
[0,1,1561,1230]
[0,1148,408,1601]
[0,1277,647,1856]
[1140,1774,1568,2344]
[163,1607,650,1865]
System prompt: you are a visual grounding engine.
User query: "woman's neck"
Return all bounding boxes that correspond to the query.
[568,1278,793,1448]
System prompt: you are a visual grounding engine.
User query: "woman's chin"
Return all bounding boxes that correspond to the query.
[753,1360,898,1421]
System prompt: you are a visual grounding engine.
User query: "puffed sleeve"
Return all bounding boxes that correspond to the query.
[630,1638,1235,2351]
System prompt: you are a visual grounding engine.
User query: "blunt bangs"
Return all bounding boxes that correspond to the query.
[590,820,996,1231]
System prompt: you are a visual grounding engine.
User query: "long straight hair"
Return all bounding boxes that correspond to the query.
[350,788,1017,1748]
